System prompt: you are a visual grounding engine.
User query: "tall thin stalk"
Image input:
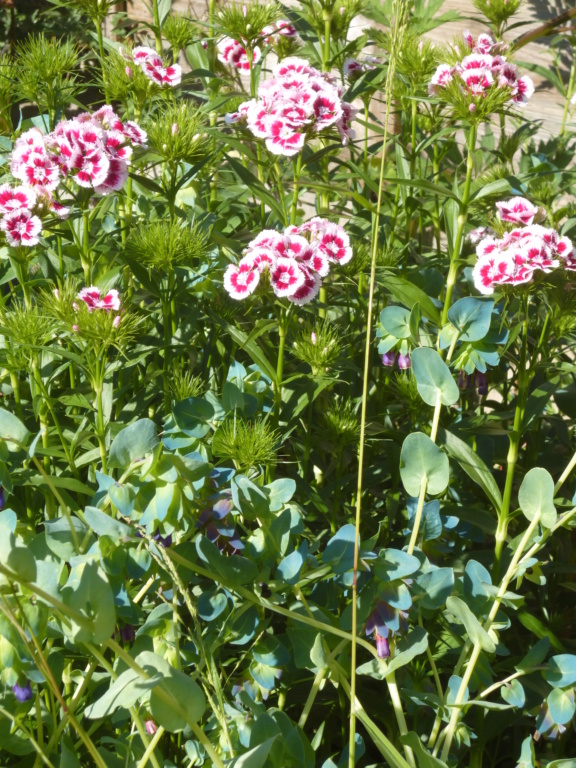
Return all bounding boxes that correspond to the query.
[348,3,410,767]
[493,296,531,579]
[440,123,477,328]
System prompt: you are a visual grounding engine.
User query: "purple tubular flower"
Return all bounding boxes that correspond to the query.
[476,371,488,396]
[152,529,172,548]
[382,351,396,367]
[13,680,33,703]
[0,486,5,511]
[375,632,390,659]
[119,624,136,643]
[397,353,411,370]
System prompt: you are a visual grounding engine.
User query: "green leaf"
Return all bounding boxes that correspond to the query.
[518,467,557,528]
[226,155,286,223]
[228,738,278,768]
[547,687,575,725]
[108,419,159,469]
[447,297,494,342]
[545,654,576,688]
[323,524,356,574]
[445,596,496,653]
[515,735,536,768]
[502,679,525,708]
[45,517,92,560]
[400,732,449,768]
[385,276,441,326]
[387,627,429,676]
[266,478,296,511]
[84,506,133,542]
[0,409,30,451]
[196,535,258,585]
[515,637,550,672]
[400,432,449,497]
[0,532,36,583]
[438,428,502,512]
[380,306,412,339]
[136,651,206,732]
[85,669,163,719]
[172,397,214,438]
[61,561,116,644]
[415,567,454,610]
[374,549,420,581]
[412,348,459,407]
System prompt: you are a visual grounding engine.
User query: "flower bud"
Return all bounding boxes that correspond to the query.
[397,353,411,370]
[382,351,396,367]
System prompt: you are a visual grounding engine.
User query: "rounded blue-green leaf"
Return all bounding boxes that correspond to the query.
[502,678,525,708]
[411,347,459,407]
[448,297,494,342]
[545,655,576,688]
[547,687,575,725]
[400,432,449,497]
[518,467,557,528]
[108,419,159,468]
[380,306,412,339]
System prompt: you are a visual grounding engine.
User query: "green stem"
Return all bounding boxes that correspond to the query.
[81,207,91,284]
[322,11,332,71]
[493,297,530,580]
[440,513,541,762]
[407,390,442,555]
[152,0,163,54]
[349,5,408,766]
[274,310,287,429]
[561,36,576,136]
[440,123,477,328]
[290,153,302,225]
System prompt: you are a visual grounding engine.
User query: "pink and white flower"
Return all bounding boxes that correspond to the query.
[76,286,121,312]
[496,197,540,226]
[265,119,305,156]
[223,260,260,299]
[217,37,261,72]
[270,256,306,297]
[226,56,355,155]
[13,155,60,191]
[429,33,532,108]
[0,210,42,247]
[140,55,182,86]
[0,185,37,215]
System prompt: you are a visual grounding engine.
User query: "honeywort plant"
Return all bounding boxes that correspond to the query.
[2,0,576,766]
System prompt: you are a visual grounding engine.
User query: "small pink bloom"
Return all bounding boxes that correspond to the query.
[0,184,37,214]
[122,121,148,148]
[316,223,353,265]
[72,324,80,332]
[77,286,121,312]
[270,256,306,297]
[428,64,454,96]
[113,315,121,328]
[94,158,129,195]
[145,720,157,736]
[72,148,110,188]
[15,155,60,191]
[224,261,260,299]
[133,46,157,62]
[265,119,305,157]
[287,267,321,305]
[496,197,539,226]
[0,210,42,247]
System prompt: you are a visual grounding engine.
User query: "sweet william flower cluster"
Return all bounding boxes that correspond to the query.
[226,57,357,155]
[122,46,182,87]
[429,31,534,108]
[473,197,576,294]
[224,217,352,304]
[217,22,297,73]
[8,106,146,209]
